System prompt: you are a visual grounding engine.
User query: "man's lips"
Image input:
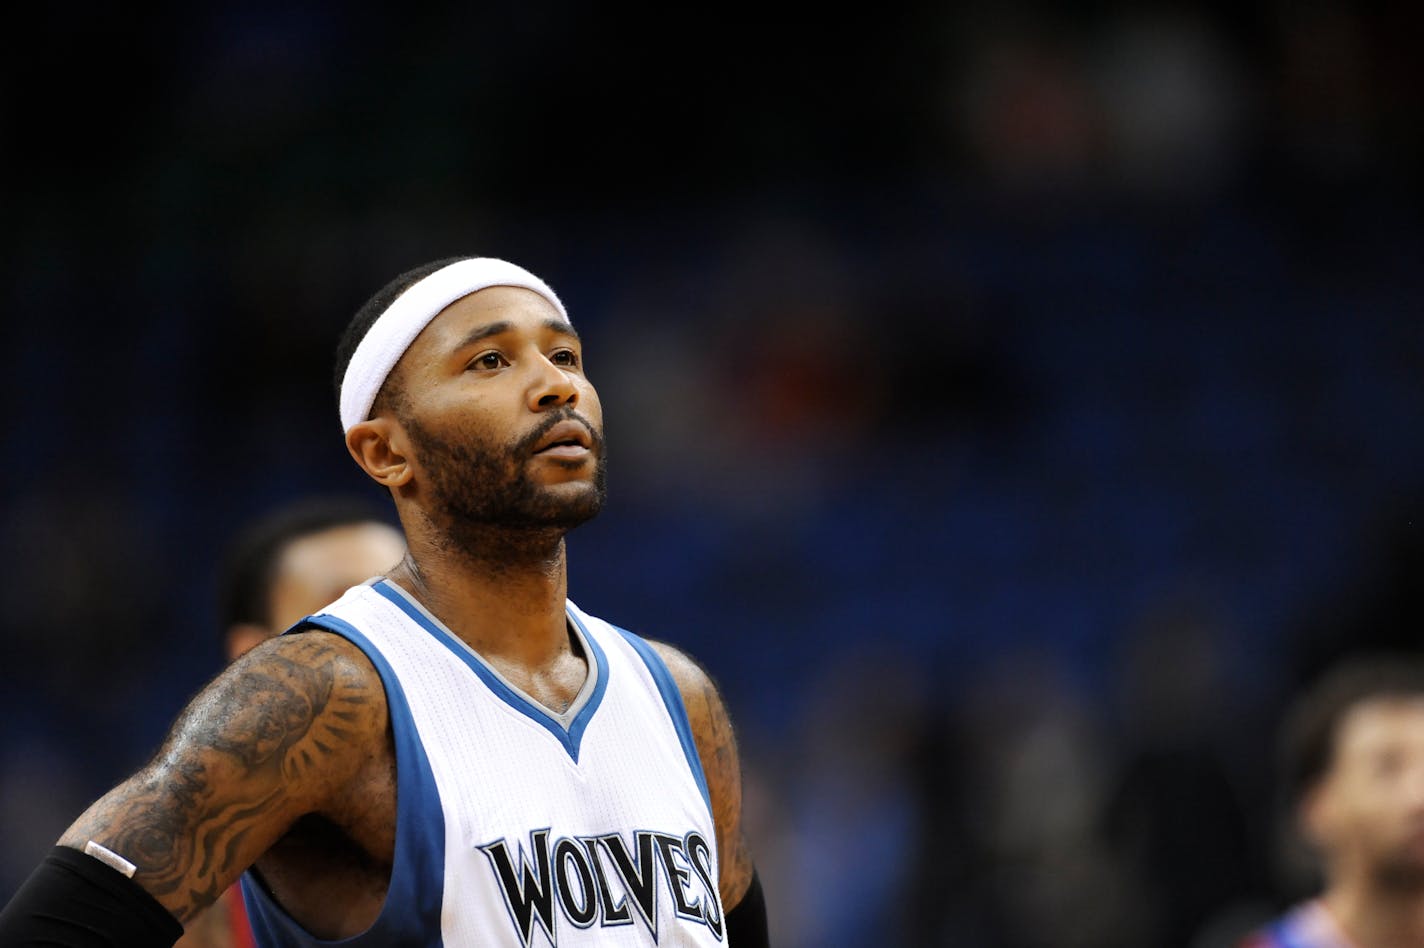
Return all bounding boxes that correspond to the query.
[532,418,595,457]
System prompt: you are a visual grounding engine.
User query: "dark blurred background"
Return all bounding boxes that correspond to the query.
[1,3,1421,946]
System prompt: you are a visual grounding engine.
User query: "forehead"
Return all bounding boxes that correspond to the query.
[1334,696,1424,761]
[407,285,568,356]
[277,523,405,583]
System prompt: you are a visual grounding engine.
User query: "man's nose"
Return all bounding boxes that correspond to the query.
[529,356,578,410]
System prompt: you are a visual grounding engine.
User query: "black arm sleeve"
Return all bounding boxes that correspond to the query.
[726,867,769,947]
[0,845,183,947]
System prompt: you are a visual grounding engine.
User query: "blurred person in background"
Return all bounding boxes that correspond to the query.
[1104,592,1269,947]
[177,497,405,948]
[0,256,767,947]
[215,499,407,666]
[1240,653,1424,948]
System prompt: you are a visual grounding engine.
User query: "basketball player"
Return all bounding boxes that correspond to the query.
[216,498,407,663]
[1240,654,1424,947]
[176,498,407,948]
[0,257,769,946]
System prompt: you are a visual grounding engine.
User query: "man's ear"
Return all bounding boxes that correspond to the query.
[346,417,414,489]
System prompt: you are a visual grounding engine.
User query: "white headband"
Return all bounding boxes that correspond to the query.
[339,257,568,431]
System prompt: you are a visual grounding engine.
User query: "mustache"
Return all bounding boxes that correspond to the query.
[514,409,604,456]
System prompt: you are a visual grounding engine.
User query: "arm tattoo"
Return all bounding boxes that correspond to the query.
[59,634,382,923]
[694,672,756,906]
[651,642,757,908]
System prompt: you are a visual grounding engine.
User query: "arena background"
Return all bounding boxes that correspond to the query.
[1,4,1421,946]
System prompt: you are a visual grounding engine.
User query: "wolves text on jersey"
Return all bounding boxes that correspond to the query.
[478,827,723,946]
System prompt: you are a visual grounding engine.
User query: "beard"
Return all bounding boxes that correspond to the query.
[1373,841,1424,893]
[403,408,607,560]
[1373,860,1424,894]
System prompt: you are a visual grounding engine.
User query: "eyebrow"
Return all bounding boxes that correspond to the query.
[454,318,580,351]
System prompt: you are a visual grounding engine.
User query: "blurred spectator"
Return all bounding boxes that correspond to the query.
[1093,8,1247,196]
[971,649,1132,948]
[1103,590,1271,947]
[768,646,931,947]
[955,22,1101,193]
[908,647,1135,948]
[1238,654,1424,947]
[214,496,405,661]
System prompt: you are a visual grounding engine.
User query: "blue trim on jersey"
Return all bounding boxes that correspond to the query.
[1265,918,1313,948]
[1265,919,1304,948]
[609,626,714,819]
[1258,902,1344,948]
[372,579,609,764]
[239,616,447,947]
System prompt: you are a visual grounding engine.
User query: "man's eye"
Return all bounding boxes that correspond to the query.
[471,352,506,370]
[551,349,579,367]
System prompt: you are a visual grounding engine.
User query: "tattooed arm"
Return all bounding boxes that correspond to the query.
[56,630,387,927]
[648,642,757,910]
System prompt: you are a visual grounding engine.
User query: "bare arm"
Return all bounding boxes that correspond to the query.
[648,641,757,910]
[57,631,386,926]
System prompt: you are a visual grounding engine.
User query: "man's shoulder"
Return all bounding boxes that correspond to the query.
[210,628,389,735]
[234,624,382,681]
[645,639,714,688]
[628,636,723,711]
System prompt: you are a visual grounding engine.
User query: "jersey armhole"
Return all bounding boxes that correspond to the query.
[239,613,447,946]
[609,626,715,819]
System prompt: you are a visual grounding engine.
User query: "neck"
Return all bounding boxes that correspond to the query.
[1324,872,1424,947]
[388,511,573,668]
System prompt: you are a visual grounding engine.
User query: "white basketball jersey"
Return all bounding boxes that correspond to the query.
[241,578,726,947]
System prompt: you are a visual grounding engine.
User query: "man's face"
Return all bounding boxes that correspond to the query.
[227,521,407,661]
[1308,697,1424,889]
[389,286,606,540]
[268,523,407,630]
